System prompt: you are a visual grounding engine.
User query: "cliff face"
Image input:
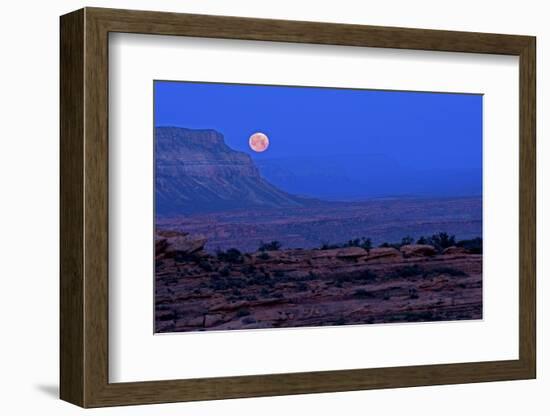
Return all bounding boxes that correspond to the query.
[155,127,308,215]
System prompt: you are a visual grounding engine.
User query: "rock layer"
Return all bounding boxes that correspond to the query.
[155,233,482,333]
[155,127,312,214]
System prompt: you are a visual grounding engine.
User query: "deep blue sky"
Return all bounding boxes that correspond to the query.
[154,81,482,171]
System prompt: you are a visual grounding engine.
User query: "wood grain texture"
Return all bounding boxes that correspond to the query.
[518,38,536,375]
[59,8,85,407]
[59,7,537,408]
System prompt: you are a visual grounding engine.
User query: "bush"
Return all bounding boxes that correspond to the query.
[249,274,271,286]
[241,264,256,274]
[259,240,282,251]
[209,278,229,291]
[216,248,244,263]
[321,237,372,251]
[344,238,362,247]
[198,259,213,272]
[401,236,414,246]
[433,232,456,249]
[416,236,428,245]
[427,232,456,251]
[258,252,270,260]
[415,233,457,251]
[320,242,340,250]
[456,237,483,254]
[378,242,400,249]
[343,237,372,250]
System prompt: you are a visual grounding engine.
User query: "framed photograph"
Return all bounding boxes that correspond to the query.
[60,7,536,407]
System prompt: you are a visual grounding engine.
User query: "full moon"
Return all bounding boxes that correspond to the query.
[249,132,269,153]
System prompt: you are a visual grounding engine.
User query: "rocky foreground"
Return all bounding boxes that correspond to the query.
[155,231,482,333]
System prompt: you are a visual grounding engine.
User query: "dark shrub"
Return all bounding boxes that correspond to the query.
[427,232,456,251]
[320,242,340,250]
[416,236,428,244]
[249,274,271,286]
[344,238,362,247]
[343,237,372,250]
[258,252,270,260]
[241,264,256,274]
[456,237,483,254]
[401,236,414,246]
[361,238,372,251]
[219,267,230,277]
[259,240,282,251]
[228,277,247,288]
[198,259,213,272]
[209,278,229,291]
[216,248,244,263]
[379,242,400,249]
[321,237,372,250]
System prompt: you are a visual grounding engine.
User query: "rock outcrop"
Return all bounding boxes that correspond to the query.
[366,247,402,262]
[155,127,312,215]
[400,244,437,257]
[156,230,207,258]
[155,231,482,333]
[443,246,469,255]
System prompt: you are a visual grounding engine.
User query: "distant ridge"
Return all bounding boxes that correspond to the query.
[256,154,482,201]
[155,127,312,215]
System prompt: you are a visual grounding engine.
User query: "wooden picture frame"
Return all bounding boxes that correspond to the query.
[60,7,536,408]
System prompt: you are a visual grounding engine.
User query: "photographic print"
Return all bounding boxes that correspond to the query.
[154,81,483,333]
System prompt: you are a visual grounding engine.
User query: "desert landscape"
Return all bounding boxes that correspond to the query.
[153,126,483,333]
[153,81,483,333]
[155,230,482,332]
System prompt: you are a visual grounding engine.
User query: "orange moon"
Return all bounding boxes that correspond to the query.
[249,132,269,152]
